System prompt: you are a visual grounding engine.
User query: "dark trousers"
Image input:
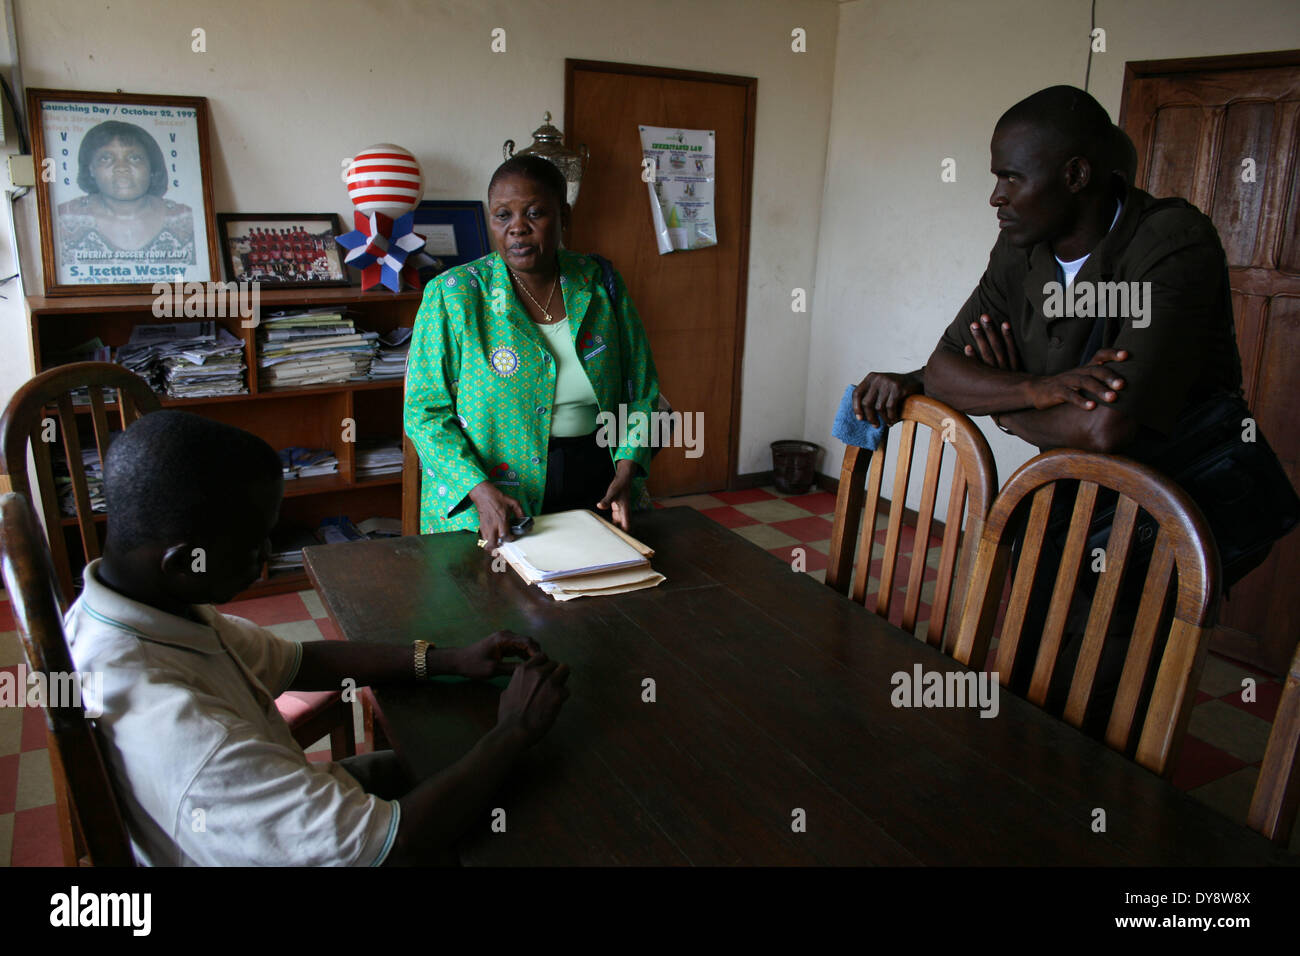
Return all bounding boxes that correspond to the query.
[338,749,416,800]
[542,429,615,514]
[1006,483,1171,744]
[338,749,460,866]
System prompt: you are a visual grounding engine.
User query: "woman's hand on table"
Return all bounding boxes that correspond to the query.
[596,459,638,531]
[451,629,541,680]
[469,481,525,549]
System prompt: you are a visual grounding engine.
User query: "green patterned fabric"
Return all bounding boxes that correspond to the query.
[404,249,660,534]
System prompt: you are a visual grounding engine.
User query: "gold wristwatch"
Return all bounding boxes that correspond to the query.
[413,639,434,679]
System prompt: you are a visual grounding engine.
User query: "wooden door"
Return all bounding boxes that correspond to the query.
[1120,50,1300,675]
[565,60,756,496]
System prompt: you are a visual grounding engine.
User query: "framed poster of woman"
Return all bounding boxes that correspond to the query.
[28,89,221,296]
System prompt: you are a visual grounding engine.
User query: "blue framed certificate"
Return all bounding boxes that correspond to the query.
[412,200,489,269]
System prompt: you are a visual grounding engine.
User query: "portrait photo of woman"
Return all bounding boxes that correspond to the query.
[55,120,196,274]
[32,90,219,293]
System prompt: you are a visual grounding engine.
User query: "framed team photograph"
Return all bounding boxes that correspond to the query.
[412,200,490,268]
[28,88,220,296]
[216,213,349,286]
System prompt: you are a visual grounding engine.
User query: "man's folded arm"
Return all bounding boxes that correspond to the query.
[924,343,1141,452]
[996,402,1139,453]
[923,344,1038,416]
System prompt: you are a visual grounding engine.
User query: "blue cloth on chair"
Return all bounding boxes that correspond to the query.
[831,384,887,450]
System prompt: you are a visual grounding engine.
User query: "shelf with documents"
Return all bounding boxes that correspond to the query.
[26,285,423,600]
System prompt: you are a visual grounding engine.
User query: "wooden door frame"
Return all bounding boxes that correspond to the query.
[565,58,758,491]
[1119,49,1300,196]
[1118,48,1300,675]
[1119,48,1300,127]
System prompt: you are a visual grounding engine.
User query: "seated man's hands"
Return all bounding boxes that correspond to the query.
[469,481,525,548]
[497,652,570,746]
[597,459,638,531]
[1024,354,1129,410]
[452,629,540,681]
[964,312,1129,411]
[853,371,923,426]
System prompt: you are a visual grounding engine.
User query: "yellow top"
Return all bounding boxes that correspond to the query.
[538,317,600,437]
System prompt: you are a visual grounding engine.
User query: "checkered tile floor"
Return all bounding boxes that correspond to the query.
[2,486,1295,863]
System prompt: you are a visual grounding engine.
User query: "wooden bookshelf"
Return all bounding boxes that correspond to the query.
[27,285,423,600]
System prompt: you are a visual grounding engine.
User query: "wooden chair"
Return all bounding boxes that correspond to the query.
[826,395,997,652]
[0,362,356,762]
[0,361,161,605]
[950,449,1220,777]
[1248,639,1300,845]
[0,492,136,865]
[402,434,421,536]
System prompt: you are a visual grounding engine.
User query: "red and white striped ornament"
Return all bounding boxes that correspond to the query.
[344,144,424,217]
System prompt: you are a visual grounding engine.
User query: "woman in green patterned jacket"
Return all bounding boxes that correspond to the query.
[404,155,661,546]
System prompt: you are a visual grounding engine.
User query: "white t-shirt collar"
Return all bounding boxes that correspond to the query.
[1056,199,1123,288]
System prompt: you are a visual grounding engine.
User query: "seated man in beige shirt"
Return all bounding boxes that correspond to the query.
[66,409,569,865]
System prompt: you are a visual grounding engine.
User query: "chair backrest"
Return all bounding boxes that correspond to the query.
[0,492,136,866]
[1248,640,1300,845]
[951,449,1220,777]
[826,395,997,651]
[0,362,161,606]
[402,434,421,536]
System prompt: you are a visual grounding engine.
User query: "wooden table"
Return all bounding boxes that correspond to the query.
[304,507,1292,865]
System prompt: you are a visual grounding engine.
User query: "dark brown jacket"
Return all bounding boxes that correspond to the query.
[940,186,1243,438]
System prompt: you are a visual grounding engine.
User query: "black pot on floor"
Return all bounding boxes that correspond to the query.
[770,440,820,495]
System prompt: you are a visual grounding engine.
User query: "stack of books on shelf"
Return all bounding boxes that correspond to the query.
[316,515,402,543]
[48,338,120,405]
[116,322,247,399]
[355,439,403,480]
[370,327,412,380]
[357,516,401,538]
[55,447,106,517]
[268,524,320,573]
[279,446,338,480]
[267,514,403,573]
[257,309,378,389]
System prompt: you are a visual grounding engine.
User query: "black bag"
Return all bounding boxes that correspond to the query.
[1069,309,1300,592]
[1080,391,1299,591]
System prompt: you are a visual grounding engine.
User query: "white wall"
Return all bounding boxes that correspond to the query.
[12,0,1296,496]
[1,0,840,475]
[0,2,26,411]
[808,0,1300,513]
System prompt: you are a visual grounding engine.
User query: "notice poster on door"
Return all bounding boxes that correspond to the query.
[639,126,717,254]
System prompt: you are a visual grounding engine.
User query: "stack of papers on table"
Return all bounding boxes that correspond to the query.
[492,509,665,601]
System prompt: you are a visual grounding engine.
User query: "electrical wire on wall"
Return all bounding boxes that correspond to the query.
[0,72,27,298]
[1084,0,1097,92]
[1,0,28,299]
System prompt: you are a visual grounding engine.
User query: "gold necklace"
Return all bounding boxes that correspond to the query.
[509,267,561,323]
